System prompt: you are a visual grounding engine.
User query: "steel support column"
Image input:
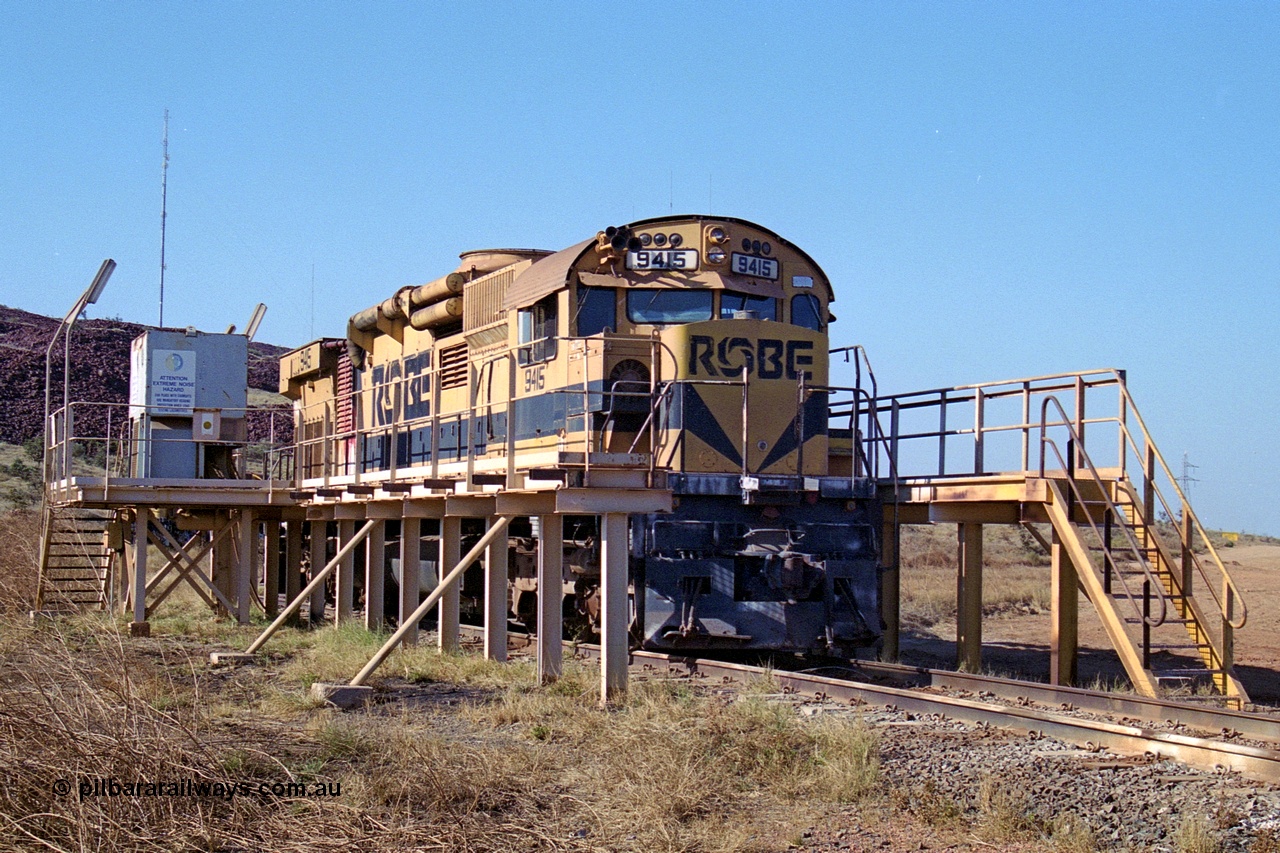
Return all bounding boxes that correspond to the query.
[956,522,983,673]
[1051,531,1079,686]
[600,512,629,703]
[236,510,255,624]
[364,520,386,630]
[285,521,303,624]
[398,517,421,645]
[484,517,509,662]
[335,519,356,623]
[439,516,461,653]
[132,506,148,626]
[537,513,564,684]
[308,521,327,625]
[264,521,280,617]
[880,518,900,661]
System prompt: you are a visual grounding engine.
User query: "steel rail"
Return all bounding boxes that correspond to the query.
[802,659,1280,744]
[613,650,1280,783]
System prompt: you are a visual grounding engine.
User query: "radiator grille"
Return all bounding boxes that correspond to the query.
[336,352,354,433]
[464,268,512,332]
[439,343,469,389]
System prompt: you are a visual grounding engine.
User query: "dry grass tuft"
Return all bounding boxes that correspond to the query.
[0,509,40,613]
[976,774,1044,840]
[1052,811,1098,853]
[891,778,963,826]
[1174,813,1223,853]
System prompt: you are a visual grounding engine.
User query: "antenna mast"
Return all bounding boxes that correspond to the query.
[159,109,170,327]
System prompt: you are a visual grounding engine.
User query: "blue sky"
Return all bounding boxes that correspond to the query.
[1,3,1277,534]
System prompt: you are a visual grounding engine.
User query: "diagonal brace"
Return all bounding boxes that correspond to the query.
[244,519,378,655]
[146,518,237,615]
[350,516,513,687]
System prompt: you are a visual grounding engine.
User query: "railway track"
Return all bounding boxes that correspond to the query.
[556,640,1280,784]
[458,623,1279,782]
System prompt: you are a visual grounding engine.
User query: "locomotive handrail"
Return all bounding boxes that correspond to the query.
[1038,394,1167,628]
[830,344,879,405]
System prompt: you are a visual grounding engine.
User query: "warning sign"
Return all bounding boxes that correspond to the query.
[150,349,197,414]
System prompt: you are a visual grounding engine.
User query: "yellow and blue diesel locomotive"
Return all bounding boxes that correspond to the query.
[280,216,882,655]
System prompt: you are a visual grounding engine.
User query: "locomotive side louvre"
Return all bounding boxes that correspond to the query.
[280,216,884,656]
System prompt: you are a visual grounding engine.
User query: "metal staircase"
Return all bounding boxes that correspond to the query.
[36,505,116,611]
[1035,394,1248,705]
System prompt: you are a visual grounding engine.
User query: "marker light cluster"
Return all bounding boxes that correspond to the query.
[741,238,772,255]
[638,232,683,248]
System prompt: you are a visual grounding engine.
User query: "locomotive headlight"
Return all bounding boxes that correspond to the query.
[706,225,728,244]
[708,248,726,264]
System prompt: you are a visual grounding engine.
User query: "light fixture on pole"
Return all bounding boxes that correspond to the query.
[43,259,116,482]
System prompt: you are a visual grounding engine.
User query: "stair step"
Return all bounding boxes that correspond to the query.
[1125,617,1194,625]
[1153,668,1225,679]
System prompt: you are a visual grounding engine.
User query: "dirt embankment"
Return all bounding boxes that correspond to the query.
[0,305,287,446]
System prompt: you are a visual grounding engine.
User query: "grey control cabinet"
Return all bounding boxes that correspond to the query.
[129,330,248,479]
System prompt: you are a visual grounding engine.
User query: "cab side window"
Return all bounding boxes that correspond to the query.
[576,286,615,336]
[790,293,824,331]
[518,295,558,364]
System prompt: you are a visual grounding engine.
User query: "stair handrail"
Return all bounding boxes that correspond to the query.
[1039,395,1167,627]
[1109,377,1248,630]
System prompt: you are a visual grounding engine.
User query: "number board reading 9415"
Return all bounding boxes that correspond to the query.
[730,253,779,280]
[626,249,699,271]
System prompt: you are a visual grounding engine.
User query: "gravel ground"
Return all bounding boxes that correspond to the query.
[770,693,1280,853]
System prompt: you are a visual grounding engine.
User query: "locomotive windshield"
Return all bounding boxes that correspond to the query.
[720,291,777,320]
[626,289,713,325]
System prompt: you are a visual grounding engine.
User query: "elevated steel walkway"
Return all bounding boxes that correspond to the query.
[38,365,1250,707]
